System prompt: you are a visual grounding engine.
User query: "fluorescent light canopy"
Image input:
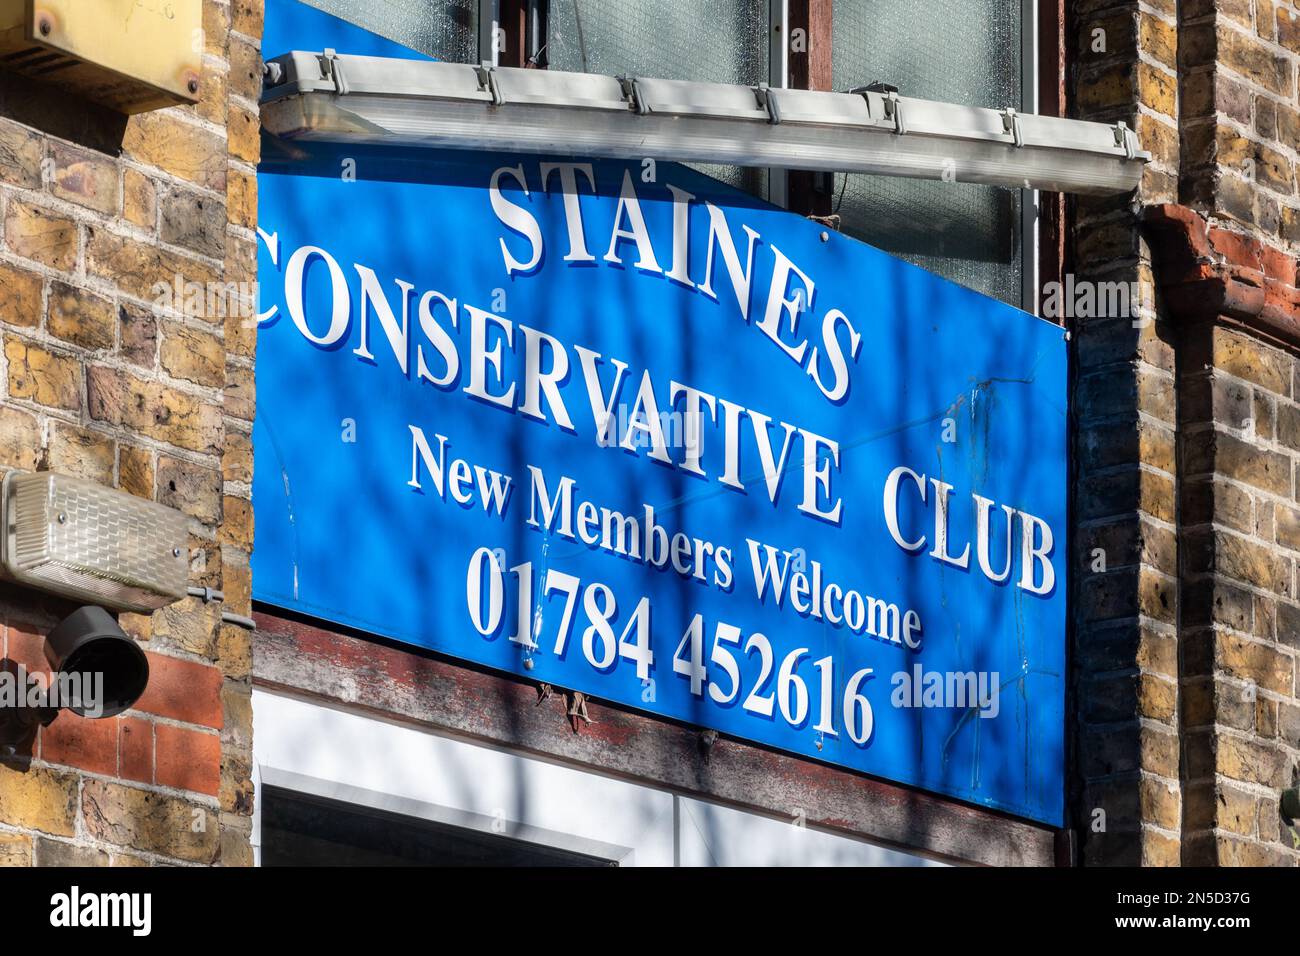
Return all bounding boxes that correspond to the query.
[261,51,1149,195]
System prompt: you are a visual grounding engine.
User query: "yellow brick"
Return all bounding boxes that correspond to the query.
[1216,735,1287,787]
[160,321,224,388]
[0,833,31,866]
[227,106,260,166]
[1139,13,1177,69]
[202,0,230,57]
[0,405,41,470]
[217,622,251,680]
[122,112,227,193]
[4,202,78,271]
[227,166,256,232]
[0,117,42,188]
[231,0,263,39]
[4,337,81,409]
[194,61,228,126]
[229,37,262,103]
[87,228,220,304]
[1138,62,1177,117]
[1217,632,1295,695]
[0,260,43,328]
[87,365,222,454]
[81,780,218,863]
[49,142,120,216]
[47,281,116,351]
[1218,24,1290,94]
[0,764,78,837]
[123,168,157,231]
[47,421,115,484]
[1140,830,1180,867]
[224,363,254,421]
[222,429,252,484]
[119,443,155,499]
[219,495,253,549]
[1140,776,1181,831]
[1282,7,1300,54]
[221,557,251,616]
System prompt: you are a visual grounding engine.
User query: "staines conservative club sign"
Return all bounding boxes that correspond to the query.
[253,145,1067,824]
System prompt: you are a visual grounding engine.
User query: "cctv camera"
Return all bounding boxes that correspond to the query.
[44,606,150,718]
[0,605,148,749]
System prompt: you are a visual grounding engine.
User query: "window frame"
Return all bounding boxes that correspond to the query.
[480,0,1062,314]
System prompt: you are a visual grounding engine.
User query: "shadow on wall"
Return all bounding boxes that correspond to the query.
[0,70,128,155]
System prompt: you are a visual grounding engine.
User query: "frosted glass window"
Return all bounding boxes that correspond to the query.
[832,0,1024,305]
[547,0,769,197]
[299,0,478,62]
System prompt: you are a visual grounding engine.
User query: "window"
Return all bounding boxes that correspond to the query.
[282,0,1040,306]
[546,0,772,196]
[261,787,615,866]
[546,0,769,85]
[254,689,947,867]
[296,0,479,61]
[830,0,1031,305]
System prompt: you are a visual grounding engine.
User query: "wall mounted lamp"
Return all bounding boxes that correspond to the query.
[0,471,189,748]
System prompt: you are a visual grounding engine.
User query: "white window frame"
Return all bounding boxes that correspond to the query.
[251,688,946,867]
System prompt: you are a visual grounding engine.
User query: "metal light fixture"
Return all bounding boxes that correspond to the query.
[260,52,1149,196]
[1,470,188,613]
[0,0,203,113]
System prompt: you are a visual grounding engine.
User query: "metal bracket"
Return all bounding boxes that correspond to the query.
[1002,107,1024,148]
[318,48,349,95]
[699,728,719,764]
[618,75,650,115]
[1114,120,1137,160]
[882,91,906,134]
[755,82,781,125]
[854,81,905,133]
[564,689,593,732]
[476,60,504,106]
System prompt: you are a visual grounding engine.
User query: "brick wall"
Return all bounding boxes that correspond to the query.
[1073,0,1184,867]
[1072,0,1300,866]
[0,0,261,866]
[1145,205,1300,865]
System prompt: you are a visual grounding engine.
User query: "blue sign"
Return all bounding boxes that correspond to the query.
[253,143,1067,825]
[256,0,1065,829]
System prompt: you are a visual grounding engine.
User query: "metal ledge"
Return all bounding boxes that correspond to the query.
[261,52,1149,196]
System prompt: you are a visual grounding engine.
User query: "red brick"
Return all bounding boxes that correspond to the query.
[131,654,223,729]
[154,724,220,796]
[6,623,50,678]
[1208,226,1264,271]
[40,712,117,776]
[118,717,153,784]
[1260,244,1298,285]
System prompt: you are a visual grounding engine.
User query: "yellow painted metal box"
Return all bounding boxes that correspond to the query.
[0,0,201,113]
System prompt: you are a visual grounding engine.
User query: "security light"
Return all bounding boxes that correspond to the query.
[260,52,1149,196]
[1,470,189,613]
